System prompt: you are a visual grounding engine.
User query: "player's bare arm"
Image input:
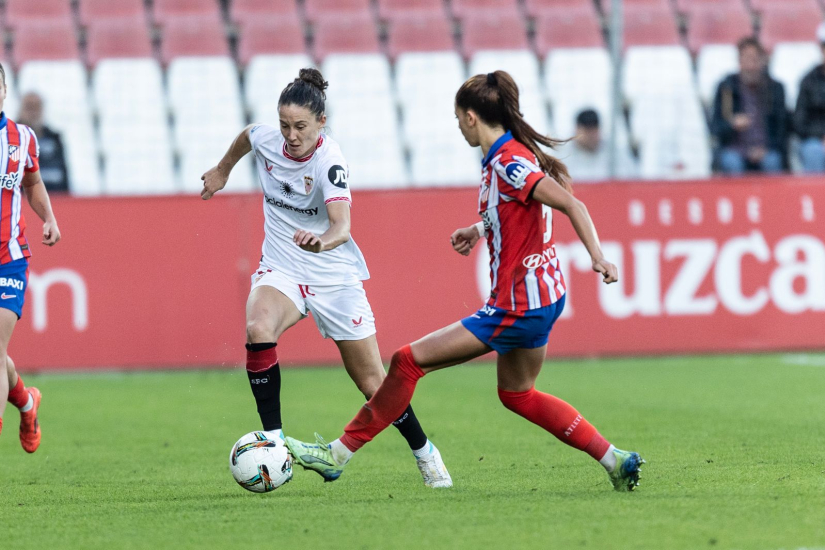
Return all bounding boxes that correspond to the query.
[293,200,351,253]
[201,124,255,200]
[21,170,60,246]
[532,176,617,284]
[450,225,481,256]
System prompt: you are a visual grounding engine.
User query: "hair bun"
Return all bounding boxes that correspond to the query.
[298,68,329,98]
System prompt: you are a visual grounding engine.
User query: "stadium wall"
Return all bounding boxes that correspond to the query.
[13,177,825,370]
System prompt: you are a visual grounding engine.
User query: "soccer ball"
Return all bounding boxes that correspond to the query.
[229,431,293,493]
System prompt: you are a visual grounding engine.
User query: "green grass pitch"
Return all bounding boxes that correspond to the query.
[1,354,824,549]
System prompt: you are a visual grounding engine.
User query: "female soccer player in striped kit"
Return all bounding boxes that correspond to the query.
[201,68,451,487]
[286,71,644,491]
[0,63,61,452]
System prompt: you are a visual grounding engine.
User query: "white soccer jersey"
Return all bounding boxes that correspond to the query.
[249,124,369,284]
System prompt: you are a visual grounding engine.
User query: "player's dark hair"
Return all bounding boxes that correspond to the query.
[456,71,572,192]
[0,63,5,86]
[279,68,328,120]
[737,36,764,55]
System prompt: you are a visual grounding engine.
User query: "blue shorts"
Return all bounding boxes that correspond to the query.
[0,258,28,319]
[461,294,566,355]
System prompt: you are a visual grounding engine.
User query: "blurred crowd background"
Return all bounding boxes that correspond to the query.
[4,0,825,195]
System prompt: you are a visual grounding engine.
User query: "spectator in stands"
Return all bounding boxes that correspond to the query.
[711,37,788,175]
[17,93,69,193]
[793,22,825,173]
[556,109,637,181]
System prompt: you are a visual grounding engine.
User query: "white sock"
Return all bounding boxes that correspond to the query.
[412,440,433,459]
[599,444,617,472]
[264,429,283,440]
[19,393,33,413]
[330,439,354,466]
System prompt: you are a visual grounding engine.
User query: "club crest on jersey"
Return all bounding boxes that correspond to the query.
[328,165,348,189]
[8,145,19,163]
[304,175,314,194]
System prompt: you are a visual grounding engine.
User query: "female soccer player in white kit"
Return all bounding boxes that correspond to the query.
[201,69,451,487]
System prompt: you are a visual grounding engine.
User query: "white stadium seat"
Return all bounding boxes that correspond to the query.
[18,60,102,195]
[4,66,20,128]
[623,46,696,105]
[409,136,481,186]
[696,44,738,108]
[94,58,175,194]
[168,57,254,193]
[769,42,821,110]
[245,53,314,125]
[395,51,466,110]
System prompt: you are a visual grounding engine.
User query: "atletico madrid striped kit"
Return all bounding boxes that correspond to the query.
[0,113,38,265]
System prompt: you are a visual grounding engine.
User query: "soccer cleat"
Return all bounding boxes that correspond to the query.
[19,387,42,453]
[608,449,644,491]
[284,433,345,482]
[415,442,453,488]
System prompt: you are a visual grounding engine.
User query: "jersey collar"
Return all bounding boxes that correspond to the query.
[0,112,7,131]
[283,135,324,163]
[482,130,513,167]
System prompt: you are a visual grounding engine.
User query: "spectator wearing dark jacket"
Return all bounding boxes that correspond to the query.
[17,92,69,193]
[711,37,788,174]
[794,22,825,173]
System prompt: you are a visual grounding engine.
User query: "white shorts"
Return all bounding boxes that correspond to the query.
[250,266,377,341]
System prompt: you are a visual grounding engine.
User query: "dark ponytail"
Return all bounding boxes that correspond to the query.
[278,67,328,120]
[456,71,573,192]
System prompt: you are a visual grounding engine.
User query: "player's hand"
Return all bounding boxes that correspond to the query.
[294,229,325,253]
[201,166,229,200]
[450,226,480,256]
[42,218,60,246]
[593,258,618,284]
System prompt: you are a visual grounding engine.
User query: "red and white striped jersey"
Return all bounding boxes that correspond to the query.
[478,131,566,311]
[0,114,38,265]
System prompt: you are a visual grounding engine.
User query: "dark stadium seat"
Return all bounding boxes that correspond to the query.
[304,0,372,22]
[686,4,754,52]
[377,0,445,21]
[524,0,593,18]
[603,0,671,14]
[388,14,454,57]
[623,5,680,47]
[13,20,79,65]
[452,0,519,18]
[534,6,603,54]
[749,0,820,12]
[153,0,221,22]
[760,4,823,49]
[160,16,229,63]
[461,12,529,57]
[87,17,154,65]
[675,0,748,15]
[238,15,306,64]
[79,0,145,25]
[313,14,380,59]
[230,0,299,24]
[5,0,71,27]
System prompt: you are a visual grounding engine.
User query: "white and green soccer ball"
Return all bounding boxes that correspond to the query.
[229,431,293,493]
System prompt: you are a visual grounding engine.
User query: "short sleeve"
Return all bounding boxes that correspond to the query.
[318,153,352,205]
[24,125,40,173]
[248,124,279,154]
[493,154,544,204]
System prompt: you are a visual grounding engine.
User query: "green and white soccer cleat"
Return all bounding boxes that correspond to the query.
[608,449,645,491]
[284,433,345,482]
[415,442,453,488]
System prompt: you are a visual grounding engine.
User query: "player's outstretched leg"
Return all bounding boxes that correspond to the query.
[6,358,41,453]
[391,404,452,488]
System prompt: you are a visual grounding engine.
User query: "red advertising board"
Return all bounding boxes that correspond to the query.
[10,177,825,370]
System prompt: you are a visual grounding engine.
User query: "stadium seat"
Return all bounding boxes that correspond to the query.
[12,20,79,66]
[623,46,695,104]
[78,0,145,25]
[245,53,315,123]
[461,12,529,58]
[4,0,71,27]
[377,0,445,21]
[86,17,154,65]
[524,0,593,18]
[238,15,306,65]
[535,7,603,55]
[313,15,381,59]
[770,42,822,109]
[409,137,481,186]
[696,44,739,107]
[675,0,748,15]
[749,0,820,11]
[388,14,454,58]
[230,0,299,24]
[160,16,230,64]
[452,0,519,18]
[153,0,221,22]
[168,57,254,192]
[470,50,550,134]
[3,64,20,134]
[396,51,465,109]
[686,5,754,53]
[623,6,680,47]
[93,59,176,194]
[18,61,102,195]
[304,0,371,22]
[760,4,822,51]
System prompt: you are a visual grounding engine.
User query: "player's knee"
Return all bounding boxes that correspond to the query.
[246,318,277,343]
[356,375,383,399]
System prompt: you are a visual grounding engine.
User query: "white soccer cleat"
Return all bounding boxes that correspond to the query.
[415,443,453,488]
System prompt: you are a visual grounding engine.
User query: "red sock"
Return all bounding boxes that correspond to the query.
[340,345,424,452]
[8,376,29,409]
[498,387,611,461]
